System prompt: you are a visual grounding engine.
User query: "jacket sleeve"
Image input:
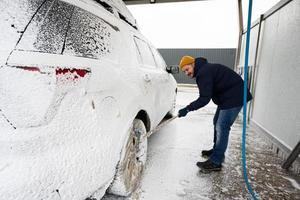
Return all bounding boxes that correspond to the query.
[186,69,213,111]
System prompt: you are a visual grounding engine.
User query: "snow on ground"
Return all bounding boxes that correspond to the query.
[103,87,300,200]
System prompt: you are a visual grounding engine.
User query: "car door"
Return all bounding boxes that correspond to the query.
[133,36,162,123]
[150,47,175,115]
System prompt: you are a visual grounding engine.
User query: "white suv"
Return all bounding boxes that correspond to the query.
[0,0,178,199]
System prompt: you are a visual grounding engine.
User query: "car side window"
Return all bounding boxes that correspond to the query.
[63,7,119,60]
[151,47,167,70]
[134,37,156,68]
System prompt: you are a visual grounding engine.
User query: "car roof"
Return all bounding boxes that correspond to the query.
[62,0,138,29]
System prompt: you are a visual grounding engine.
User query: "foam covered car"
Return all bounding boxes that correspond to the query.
[0,0,177,199]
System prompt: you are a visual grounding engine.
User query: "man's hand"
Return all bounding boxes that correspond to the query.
[178,107,189,118]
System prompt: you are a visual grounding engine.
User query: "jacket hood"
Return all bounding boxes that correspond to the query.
[193,57,208,78]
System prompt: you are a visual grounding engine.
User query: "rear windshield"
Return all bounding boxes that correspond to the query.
[16,0,73,54]
[16,0,119,60]
[0,0,44,52]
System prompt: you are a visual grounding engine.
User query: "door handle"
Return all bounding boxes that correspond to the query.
[143,74,151,82]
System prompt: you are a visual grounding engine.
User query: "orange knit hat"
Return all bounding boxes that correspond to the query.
[179,56,195,69]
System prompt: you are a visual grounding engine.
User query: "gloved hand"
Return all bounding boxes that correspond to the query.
[178,107,189,118]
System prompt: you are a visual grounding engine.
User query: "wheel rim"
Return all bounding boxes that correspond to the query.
[122,125,146,191]
[108,120,147,196]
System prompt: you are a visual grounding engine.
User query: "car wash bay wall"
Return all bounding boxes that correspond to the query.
[158,48,236,84]
[238,0,300,167]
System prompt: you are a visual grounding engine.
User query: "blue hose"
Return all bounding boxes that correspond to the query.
[242,0,258,199]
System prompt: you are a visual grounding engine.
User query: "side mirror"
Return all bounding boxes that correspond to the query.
[166,65,179,74]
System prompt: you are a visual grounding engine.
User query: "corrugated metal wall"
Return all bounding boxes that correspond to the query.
[158,48,236,84]
[239,0,300,156]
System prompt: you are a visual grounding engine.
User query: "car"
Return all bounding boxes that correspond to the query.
[0,0,178,199]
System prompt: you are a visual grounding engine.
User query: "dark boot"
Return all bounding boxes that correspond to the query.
[201,149,213,158]
[196,159,222,172]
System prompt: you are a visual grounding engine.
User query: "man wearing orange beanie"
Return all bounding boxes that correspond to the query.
[178,56,252,172]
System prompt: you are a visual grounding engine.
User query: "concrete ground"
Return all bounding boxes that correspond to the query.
[103,87,300,200]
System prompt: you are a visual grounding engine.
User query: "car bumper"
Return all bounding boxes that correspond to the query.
[0,118,117,200]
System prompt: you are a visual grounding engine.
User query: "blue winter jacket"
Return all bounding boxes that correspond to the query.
[186,58,252,111]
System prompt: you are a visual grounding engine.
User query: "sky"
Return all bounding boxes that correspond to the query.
[127,0,281,48]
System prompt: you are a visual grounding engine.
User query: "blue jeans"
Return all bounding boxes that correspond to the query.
[210,106,242,165]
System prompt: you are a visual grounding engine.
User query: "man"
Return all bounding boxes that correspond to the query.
[177,55,252,172]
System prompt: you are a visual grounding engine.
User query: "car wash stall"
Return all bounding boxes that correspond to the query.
[106,0,300,199]
[0,0,299,199]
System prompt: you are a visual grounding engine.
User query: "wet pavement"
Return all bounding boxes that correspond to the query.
[103,87,300,200]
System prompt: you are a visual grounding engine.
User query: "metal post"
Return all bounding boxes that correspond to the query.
[248,14,264,120]
[234,0,244,71]
[282,141,300,170]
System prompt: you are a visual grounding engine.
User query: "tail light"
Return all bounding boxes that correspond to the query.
[15,66,90,77]
[15,66,41,72]
[55,68,90,79]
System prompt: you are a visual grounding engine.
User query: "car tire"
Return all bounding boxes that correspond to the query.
[108,119,148,196]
